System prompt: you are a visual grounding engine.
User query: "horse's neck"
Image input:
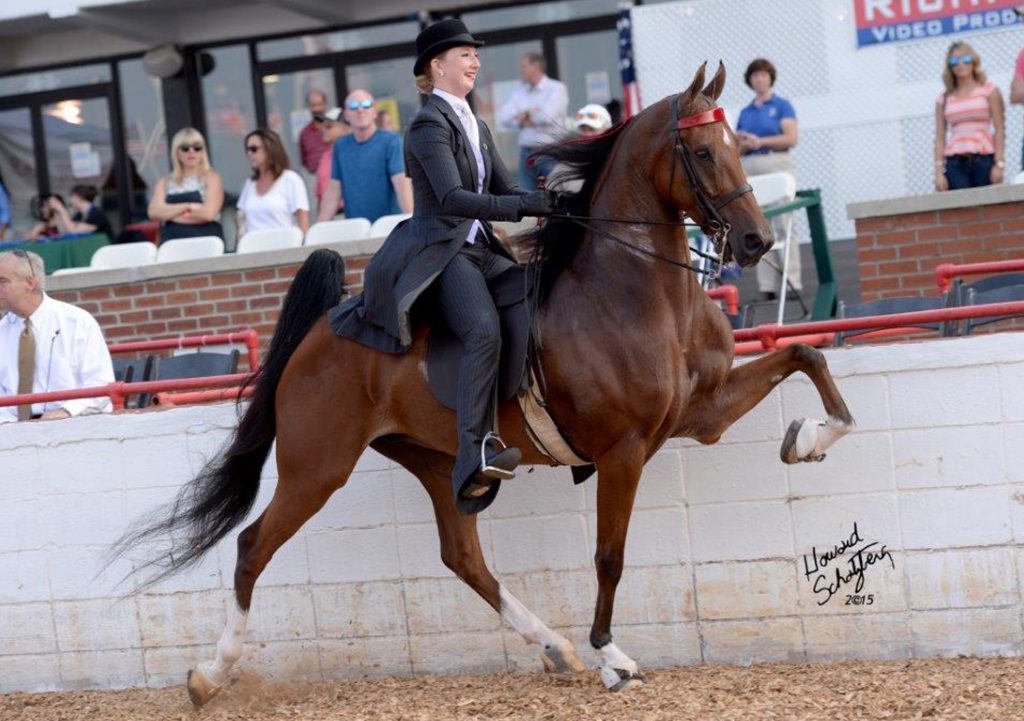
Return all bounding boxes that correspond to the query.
[574,164,702,305]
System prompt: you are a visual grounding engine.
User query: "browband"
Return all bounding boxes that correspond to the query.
[675,106,725,130]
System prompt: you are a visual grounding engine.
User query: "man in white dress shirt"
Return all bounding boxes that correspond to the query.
[496,52,568,190]
[0,250,114,422]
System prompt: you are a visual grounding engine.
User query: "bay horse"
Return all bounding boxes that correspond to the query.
[117,63,854,705]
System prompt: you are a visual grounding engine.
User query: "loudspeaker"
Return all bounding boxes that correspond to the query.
[143,45,184,79]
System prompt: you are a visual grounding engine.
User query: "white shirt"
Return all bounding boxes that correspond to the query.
[237,169,310,233]
[497,74,569,148]
[434,88,485,245]
[0,294,114,422]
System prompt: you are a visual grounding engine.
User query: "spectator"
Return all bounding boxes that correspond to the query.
[0,249,114,422]
[936,40,1004,192]
[237,128,310,238]
[315,107,350,217]
[574,103,612,137]
[0,168,10,240]
[736,57,802,302]
[47,185,114,239]
[497,52,569,190]
[1011,36,1024,170]
[26,194,66,240]
[298,89,332,174]
[316,89,412,224]
[148,128,225,243]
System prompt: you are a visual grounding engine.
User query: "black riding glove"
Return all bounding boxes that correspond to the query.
[518,189,557,218]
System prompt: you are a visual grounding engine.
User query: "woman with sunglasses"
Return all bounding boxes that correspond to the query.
[935,41,1005,191]
[237,128,309,239]
[148,127,224,243]
[331,19,556,514]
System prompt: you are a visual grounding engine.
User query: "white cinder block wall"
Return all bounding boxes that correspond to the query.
[2,333,1023,693]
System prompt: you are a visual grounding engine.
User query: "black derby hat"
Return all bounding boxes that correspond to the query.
[413,19,484,77]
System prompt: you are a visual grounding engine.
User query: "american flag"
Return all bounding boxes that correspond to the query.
[617,2,642,119]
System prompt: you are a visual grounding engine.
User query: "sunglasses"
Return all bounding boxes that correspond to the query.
[178,143,204,153]
[949,54,974,67]
[346,99,375,111]
[11,249,37,280]
[577,111,603,120]
[245,145,263,154]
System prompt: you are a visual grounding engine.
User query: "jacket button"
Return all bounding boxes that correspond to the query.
[483,143,488,150]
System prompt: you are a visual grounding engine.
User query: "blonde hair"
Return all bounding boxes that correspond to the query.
[169,127,212,183]
[415,73,434,94]
[942,41,986,93]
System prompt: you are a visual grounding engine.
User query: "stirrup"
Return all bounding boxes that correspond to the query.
[480,432,516,480]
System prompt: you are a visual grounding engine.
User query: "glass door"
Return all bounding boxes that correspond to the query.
[0,108,37,238]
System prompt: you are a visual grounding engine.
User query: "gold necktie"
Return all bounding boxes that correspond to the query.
[17,318,35,421]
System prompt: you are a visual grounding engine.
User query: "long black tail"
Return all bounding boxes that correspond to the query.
[111,249,346,590]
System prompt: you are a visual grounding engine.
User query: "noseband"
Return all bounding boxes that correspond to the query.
[671,94,753,261]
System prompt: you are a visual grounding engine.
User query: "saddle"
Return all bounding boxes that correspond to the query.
[425,263,596,482]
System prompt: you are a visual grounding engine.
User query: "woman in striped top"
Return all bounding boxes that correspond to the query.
[934,41,1005,191]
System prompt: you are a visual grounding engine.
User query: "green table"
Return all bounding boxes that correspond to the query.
[2,233,110,274]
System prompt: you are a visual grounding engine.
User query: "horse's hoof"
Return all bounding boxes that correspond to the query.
[601,665,646,692]
[540,642,586,674]
[186,667,222,708]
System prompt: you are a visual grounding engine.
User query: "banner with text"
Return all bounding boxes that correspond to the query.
[854,0,1023,47]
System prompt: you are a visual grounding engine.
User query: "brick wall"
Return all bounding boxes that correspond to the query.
[852,197,1024,302]
[45,245,374,352]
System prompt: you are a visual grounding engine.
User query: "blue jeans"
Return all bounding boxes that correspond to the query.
[944,153,995,190]
[518,146,558,190]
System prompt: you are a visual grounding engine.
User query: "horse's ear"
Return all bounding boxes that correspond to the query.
[683,62,708,103]
[701,61,727,102]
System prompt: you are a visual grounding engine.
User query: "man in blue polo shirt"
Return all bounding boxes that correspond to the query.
[317,89,413,224]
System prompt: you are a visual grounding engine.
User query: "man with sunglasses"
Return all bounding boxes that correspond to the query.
[317,89,413,224]
[0,250,113,423]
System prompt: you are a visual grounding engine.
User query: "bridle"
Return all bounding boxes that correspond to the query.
[553,94,753,279]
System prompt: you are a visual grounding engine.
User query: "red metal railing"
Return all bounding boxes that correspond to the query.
[109,329,260,372]
[0,373,252,411]
[935,259,1024,292]
[732,301,1024,352]
[706,284,739,314]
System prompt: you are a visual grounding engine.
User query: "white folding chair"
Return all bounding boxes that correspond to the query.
[90,241,157,270]
[369,213,412,238]
[235,227,304,254]
[156,236,225,263]
[746,172,797,324]
[305,218,372,245]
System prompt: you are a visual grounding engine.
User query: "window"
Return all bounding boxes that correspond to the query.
[117,58,168,221]
[0,64,110,98]
[200,45,257,198]
[556,30,623,121]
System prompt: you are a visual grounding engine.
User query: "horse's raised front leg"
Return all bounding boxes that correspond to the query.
[685,343,855,462]
[372,438,586,676]
[591,443,646,692]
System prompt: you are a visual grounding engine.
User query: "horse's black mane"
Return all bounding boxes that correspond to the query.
[521,118,634,299]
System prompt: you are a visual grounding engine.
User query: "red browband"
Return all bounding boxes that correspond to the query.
[675,106,725,130]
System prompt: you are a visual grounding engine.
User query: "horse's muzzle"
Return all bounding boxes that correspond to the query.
[733,231,773,268]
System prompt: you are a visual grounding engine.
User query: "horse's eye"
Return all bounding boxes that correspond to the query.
[696,146,713,161]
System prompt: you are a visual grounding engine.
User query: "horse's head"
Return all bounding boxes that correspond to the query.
[652,62,774,268]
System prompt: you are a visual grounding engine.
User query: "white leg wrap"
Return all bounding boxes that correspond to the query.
[198,604,248,687]
[795,415,853,460]
[598,642,642,691]
[499,586,570,650]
